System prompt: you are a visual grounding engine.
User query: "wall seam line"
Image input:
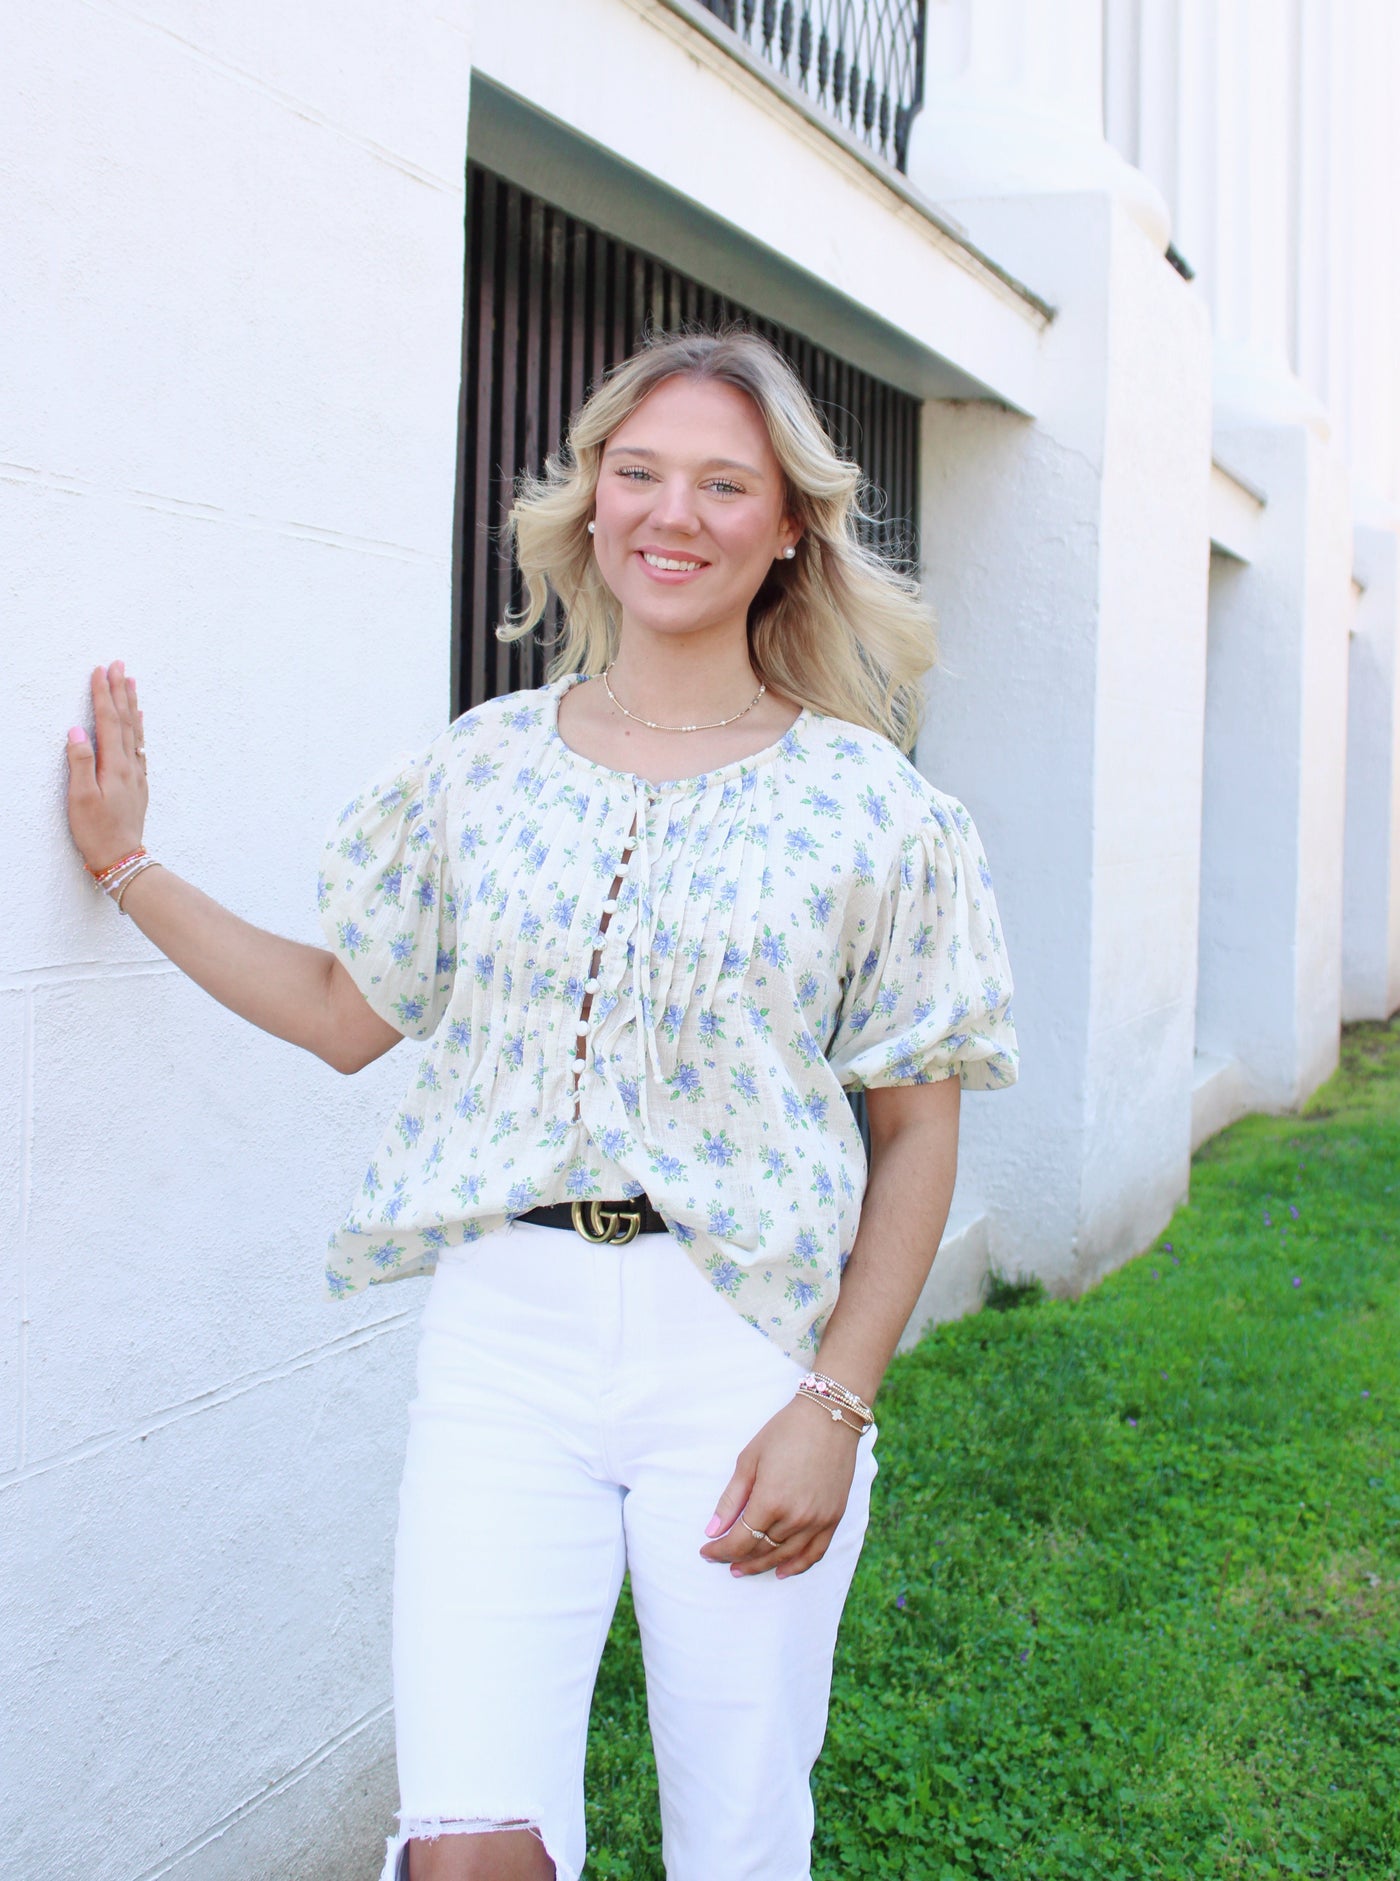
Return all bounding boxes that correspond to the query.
[0,961,177,992]
[80,0,463,195]
[1,462,446,565]
[0,1310,418,1491]
[127,1697,394,1880]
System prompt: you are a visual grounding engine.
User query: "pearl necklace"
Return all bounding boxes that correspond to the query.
[601,662,767,732]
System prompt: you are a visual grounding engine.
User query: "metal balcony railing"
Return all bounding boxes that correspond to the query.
[696,0,927,173]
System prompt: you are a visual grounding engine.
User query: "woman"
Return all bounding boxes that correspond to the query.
[65,328,1018,1881]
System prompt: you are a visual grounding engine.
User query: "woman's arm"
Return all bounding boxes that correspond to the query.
[65,661,403,1075]
[802,1076,962,1402]
[699,1076,960,1578]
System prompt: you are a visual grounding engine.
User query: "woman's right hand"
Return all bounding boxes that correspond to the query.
[59,659,401,1073]
[66,659,148,874]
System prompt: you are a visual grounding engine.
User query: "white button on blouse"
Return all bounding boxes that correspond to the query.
[318,673,1018,1360]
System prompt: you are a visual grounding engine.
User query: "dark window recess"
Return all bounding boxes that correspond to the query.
[455,162,920,716]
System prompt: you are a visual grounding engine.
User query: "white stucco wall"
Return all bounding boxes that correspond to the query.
[1343,525,1400,1021]
[916,189,1212,1294]
[3,5,471,1876]
[1079,205,1213,1274]
[1196,423,1353,1108]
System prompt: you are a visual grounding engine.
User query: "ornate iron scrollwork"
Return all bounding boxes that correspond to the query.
[696,0,927,174]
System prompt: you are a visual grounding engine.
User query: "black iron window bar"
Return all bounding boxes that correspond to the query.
[696,0,927,173]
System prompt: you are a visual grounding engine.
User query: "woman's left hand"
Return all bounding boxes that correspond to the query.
[699,1395,863,1579]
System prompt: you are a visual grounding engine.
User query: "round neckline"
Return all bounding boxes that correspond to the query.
[546,671,811,794]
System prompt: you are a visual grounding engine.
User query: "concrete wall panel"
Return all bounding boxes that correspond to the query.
[920,191,1210,1294]
[5,2,466,551]
[1343,524,1400,1019]
[107,0,473,181]
[1294,440,1354,1093]
[3,0,471,1871]
[920,388,1099,1288]
[0,991,26,1476]
[5,483,452,978]
[1198,422,1352,1106]
[23,967,426,1462]
[1079,994,1197,1275]
[1083,196,1212,1256]
[1,1325,413,1879]
[1197,544,1302,1085]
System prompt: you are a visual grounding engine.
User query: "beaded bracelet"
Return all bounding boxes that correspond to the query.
[113,858,162,911]
[97,856,150,899]
[87,846,147,887]
[795,1369,875,1435]
[799,1369,874,1419]
[796,1383,873,1435]
[87,846,162,913]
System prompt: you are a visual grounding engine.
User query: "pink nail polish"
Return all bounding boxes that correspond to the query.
[704,1515,722,1537]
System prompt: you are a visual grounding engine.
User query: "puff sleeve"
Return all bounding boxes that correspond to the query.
[827,791,1018,1092]
[316,739,458,1041]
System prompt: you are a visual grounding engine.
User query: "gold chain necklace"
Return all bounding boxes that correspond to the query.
[601,662,766,732]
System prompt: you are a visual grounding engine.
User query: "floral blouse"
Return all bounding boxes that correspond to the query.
[317,671,1018,1360]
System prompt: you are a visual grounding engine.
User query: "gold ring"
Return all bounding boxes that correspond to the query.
[738,1516,773,1545]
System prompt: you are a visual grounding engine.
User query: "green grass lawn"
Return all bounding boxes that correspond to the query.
[583,1017,1400,1879]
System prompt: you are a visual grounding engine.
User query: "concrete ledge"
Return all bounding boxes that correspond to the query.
[1190,1050,1251,1151]
[1209,456,1267,562]
[897,1201,990,1352]
[469,0,1051,411]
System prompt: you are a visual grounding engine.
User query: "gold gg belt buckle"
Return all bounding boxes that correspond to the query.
[570,1199,643,1245]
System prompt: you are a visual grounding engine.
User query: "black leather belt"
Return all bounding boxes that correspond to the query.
[517,1198,670,1244]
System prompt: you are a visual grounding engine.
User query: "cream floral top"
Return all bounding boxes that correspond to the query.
[317,672,1018,1359]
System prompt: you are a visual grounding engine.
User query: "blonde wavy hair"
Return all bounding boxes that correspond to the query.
[499,325,937,749]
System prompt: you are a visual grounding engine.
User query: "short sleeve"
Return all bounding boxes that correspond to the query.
[316,740,458,1041]
[827,792,1018,1092]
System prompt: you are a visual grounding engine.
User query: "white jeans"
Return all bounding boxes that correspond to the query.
[381,1218,878,1881]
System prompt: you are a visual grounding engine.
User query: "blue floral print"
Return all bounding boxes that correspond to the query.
[317,672,1018,1359]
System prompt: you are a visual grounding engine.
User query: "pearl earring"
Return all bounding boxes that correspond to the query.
[587,520,596,535]
[782,545,796,559]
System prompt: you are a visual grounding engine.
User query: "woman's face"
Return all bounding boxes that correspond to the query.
[590,374,799,643]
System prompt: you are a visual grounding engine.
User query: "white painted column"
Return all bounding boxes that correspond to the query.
[1194,423,1353,1112]
[1107,0,1326,427]
[1188,0,1351,1104]
[1338,3,1400,519]
[1332,1,1400,1021]
[1107,0,1363,1123]
[1344,525,1400,1021]
[918,0,1169,245]
[906,10,1212,1297]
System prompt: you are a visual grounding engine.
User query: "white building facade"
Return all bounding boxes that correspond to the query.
[4,2,1398,1875]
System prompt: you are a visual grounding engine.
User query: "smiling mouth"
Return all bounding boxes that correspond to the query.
[637,550,708,573]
